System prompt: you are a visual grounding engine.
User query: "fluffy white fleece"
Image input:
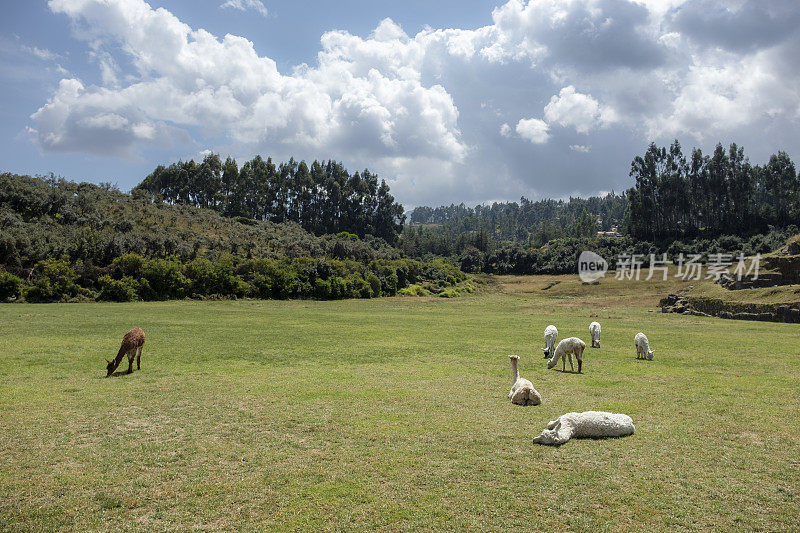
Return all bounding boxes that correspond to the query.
[533,411,635,445]
[542,325,558,358]
[508,355,541,406]
[547,337,586,373]
[589,321,601,348]
[635,332,654,360]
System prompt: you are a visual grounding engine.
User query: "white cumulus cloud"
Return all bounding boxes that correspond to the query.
[24,0,800,205]
[220,0,268,17]
[515,118,550,144]
[35,0,466,167]
[543,86,616,134]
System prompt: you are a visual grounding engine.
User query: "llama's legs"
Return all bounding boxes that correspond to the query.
[552,422,573,445]
[126,350,134,374]
[577,354,582,374]
[568,353,574,372]
[136,346,142,370]
[562,354,566,372]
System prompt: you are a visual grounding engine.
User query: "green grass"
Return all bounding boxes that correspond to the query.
[1,275,799,531]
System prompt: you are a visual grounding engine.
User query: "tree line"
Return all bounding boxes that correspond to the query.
[401,194,627,258]
[403,140,798,275]
[627,141,800,241]
[135,154,406,243]
[0,173,472,302]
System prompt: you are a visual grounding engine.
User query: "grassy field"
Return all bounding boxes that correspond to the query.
[1,274,799,531]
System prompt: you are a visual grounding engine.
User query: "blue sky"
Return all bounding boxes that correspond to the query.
[2,0,799,208]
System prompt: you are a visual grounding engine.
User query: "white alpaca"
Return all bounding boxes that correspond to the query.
[547,337,586,373]
[508,355,541,406]
[533,411,635,445]
[634,332,654,360]
[542,325,558,358]
[589,321,601,348]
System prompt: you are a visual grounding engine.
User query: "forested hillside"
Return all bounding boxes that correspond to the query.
[135,154,405,243]
[0,173,468,302]
[403,193,627,257]
[3,140,797,295]
[627,142,800,240]
[405,141,798,274]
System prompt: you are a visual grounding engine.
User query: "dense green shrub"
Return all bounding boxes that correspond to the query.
[346,274,373,298]
[25,259,83,302]
[185,258,216,295]
[397,284,431,296]
[5,253,468,302]
[0,271,23,300]
[0,173,472,302]
[313,278,332,299]
[97,275,138,302]
[366,273,382,298]
[140,257,190,300]
[459,246,485,273]
[111,252,146,278]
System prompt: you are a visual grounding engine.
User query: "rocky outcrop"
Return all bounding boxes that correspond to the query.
[762,254,800,285]
[660,294,800,323]
[716,272,784,290]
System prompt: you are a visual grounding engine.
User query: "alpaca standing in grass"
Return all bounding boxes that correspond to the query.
[508,355,541,406]
[107,328,145,376]
[589,321,601,348]
[542,325,558,358]
[533,411,635,445]
[547,337,586,373]
[635,332,654,360]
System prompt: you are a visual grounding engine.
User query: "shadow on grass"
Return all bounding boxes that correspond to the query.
[102,369,139,378]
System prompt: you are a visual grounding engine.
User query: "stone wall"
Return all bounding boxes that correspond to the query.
[660,294,800,323]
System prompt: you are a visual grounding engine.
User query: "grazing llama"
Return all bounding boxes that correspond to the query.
[107,328,145,376]
[589,321,601,348]
[542,325,558,358]
[634,332,654,360]
[508,355,541,406]
[547,337,586,373]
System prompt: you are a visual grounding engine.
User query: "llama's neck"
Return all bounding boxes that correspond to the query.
[548,348,559,366]
[109,351,125,373]
[510,358,519,384]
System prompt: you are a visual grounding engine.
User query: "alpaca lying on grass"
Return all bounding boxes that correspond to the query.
[547,337,586,373]
[589,321,601,348]
[542,325,558,358]
[533,411,635,445]
[508,355,541,406]
[635,332,654,360]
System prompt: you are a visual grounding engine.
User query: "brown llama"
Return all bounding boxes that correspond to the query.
[106,328,145,376]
